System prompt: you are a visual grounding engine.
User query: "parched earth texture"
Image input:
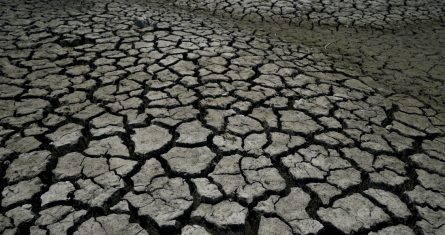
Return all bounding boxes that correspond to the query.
[0,0,444,234]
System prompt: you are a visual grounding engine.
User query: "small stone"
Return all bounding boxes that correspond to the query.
[134,16,148,28]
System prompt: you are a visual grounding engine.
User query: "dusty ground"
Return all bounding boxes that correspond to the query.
[0,0,444,234]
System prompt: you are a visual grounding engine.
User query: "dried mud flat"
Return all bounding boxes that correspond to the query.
[0,0,444,234]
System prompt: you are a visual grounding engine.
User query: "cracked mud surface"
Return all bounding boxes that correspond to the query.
[0,0,444,234]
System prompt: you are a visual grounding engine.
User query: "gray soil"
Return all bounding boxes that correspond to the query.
[0,0,444,234]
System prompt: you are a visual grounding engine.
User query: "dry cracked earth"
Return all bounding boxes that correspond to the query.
[0,0,444,234]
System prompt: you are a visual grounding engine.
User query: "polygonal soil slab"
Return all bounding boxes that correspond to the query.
[5,150,51,183]
[227,115,263,135]
[46,123,83,149]
[317,193,390,234]
[132,125,172,156]
[74,214,148,235]
[191,200,248,230]
[162,146,216,176]
[84,136,129,157]
[255,187,323,234]
[125,177,193,229]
